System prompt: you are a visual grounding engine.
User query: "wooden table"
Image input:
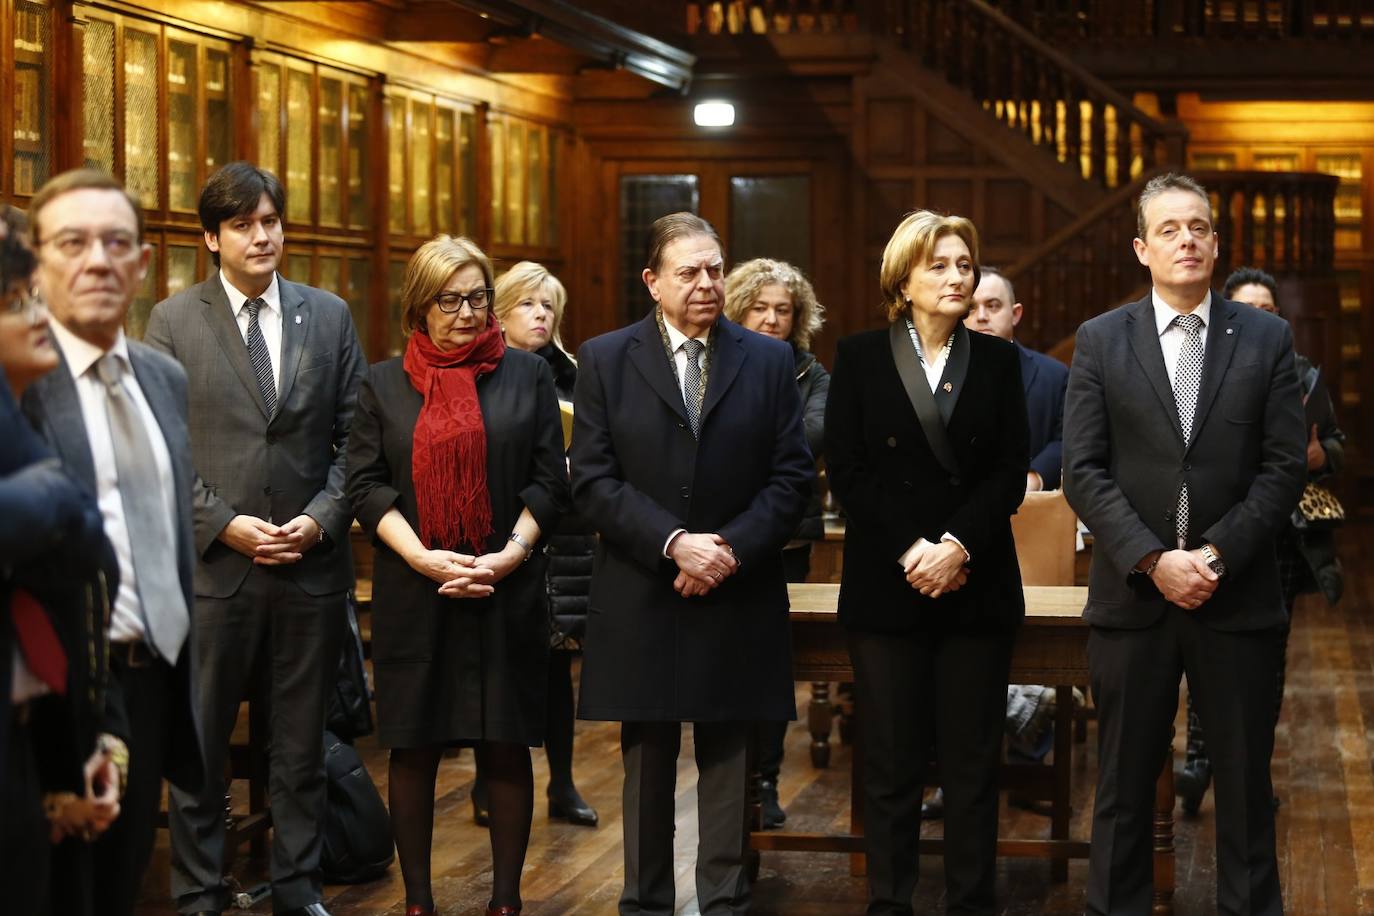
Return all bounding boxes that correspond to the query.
[752,584,1177,915]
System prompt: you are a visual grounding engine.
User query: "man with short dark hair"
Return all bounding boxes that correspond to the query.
[1064,173,1306,915]
[22,168,204,916]
[571,212,812,914]
[146,161,365,916]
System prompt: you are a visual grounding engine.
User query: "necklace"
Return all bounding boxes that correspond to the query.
[904,317,954,368]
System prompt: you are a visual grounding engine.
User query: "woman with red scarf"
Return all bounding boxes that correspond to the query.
[346,235,568,916]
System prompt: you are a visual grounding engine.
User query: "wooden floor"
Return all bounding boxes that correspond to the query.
[135,523,1374,915]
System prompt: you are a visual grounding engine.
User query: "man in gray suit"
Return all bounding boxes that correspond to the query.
[1063,172,1306,916]
[145,162,365,916]
[23,168,204,916]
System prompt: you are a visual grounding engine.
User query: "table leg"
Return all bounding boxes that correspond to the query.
[808,681,833,768]
[1152,734,1176,916]
[1051,684,1074,882]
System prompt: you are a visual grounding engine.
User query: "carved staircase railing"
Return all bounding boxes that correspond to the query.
[1005,169,1339,354]
[983,0,1374,44]
[875,0,1187,192]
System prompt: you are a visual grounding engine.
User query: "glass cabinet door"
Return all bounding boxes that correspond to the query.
[205,48,232,178]
[81,17,116,173]
[459,110,477,238]
[527,125,544,248]
[127,241,160,339]
[347,256,371,349]
[507,120,525,246]
[123,25,161,208]
[411,98,433,236]
[347,82,368,228]
[436,107,456,233]
[386,95,405,234]
[285,66,313,223]
[166,244,200,298]
[13,0,53,195]
[256,63,282,177]
[317,254,342,298]
[489,119,505,244]
[286,251,313,285]
[319,77,343,226]
[167,38,198,211]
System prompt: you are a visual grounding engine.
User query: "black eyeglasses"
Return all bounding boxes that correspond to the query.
[433,288,493,313]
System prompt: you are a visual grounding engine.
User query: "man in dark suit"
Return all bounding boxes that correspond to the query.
[1063,172,1306,916]
[571,212,812,915]
[22,168,204,916]
[965,266,1068,492]
[145,162,365,916]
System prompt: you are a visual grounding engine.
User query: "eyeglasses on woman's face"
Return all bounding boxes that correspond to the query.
[433,287,494,313]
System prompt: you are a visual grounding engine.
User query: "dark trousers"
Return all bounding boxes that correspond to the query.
[2,709,49,916]
[1086,608,1284,916]
[620,721,751,916]
[168,568,344,913]
[848,626,1014,916]
[93,651,180,916]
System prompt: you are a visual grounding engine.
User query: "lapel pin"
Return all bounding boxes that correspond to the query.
[942,382,953,393]
[1225,327,1233,335]
[295,314,302,325]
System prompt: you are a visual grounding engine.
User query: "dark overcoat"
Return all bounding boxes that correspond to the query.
[345,349,568,748]
[824,326,1030,634]
[570,312,812,723]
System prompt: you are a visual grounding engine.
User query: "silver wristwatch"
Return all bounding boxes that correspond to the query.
[1200,544,1227,578]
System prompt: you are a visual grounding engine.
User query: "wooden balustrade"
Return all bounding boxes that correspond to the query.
[876,0,1187,192]
[1003,169,1339,353]
[981,0,1373,44]
[686,1,863,35]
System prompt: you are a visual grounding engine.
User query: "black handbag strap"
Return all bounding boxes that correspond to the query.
[888,321,962,477]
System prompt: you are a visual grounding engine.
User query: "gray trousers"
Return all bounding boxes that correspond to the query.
[620,720,751,916]
[168,567,344,913]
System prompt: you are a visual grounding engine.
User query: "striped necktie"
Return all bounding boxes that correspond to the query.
[245,297,277,416]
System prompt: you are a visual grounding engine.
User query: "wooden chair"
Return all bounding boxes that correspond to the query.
[1012,490,1078,586]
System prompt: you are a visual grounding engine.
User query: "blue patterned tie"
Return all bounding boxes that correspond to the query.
[682,338,704,438]
[245,297,277,416]
[1173,313,1205,544]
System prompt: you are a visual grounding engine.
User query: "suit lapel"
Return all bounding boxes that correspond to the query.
[700,318,745,424]
[1126,296,1185,446]
[275,277,308,416]
[198,275,271,420]
[1187,296,1240,452]
[888,321,961,476]
[933,323,970,425]
[626,313,690,425]
[26,342,98,492]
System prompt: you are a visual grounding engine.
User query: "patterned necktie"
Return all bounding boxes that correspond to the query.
[245,297,277,416]
[1172,313,1205,544]
[682,338,705,438]
[96,354,189,664]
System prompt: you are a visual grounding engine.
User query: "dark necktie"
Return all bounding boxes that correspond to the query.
[245,297,277,416]
[682,338,704,438]
[1172,313,1205,545]
[96,354,189,663]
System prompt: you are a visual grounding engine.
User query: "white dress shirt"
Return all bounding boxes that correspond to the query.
[1152,288,1212,388]
[661,318,711,558]
[221,270,283,394]
[50,319,178,646]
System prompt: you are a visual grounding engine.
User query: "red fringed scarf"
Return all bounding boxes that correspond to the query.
[403,323,506,550]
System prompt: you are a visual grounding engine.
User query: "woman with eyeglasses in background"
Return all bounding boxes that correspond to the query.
[345,235,569,916]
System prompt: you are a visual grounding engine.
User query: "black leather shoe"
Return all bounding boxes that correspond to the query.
[920,787,944,820]
[277,905,333,916]
[758,779,786,829]
[548,785,598,827]
[1176,759,1212,816]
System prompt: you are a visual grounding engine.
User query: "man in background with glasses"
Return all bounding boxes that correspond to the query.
[21,169,205,916]
[144,161,365,916]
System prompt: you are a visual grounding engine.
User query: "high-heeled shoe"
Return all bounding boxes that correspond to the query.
[485,904,520,915]
[405,906,437,916]
[547,785,598,827]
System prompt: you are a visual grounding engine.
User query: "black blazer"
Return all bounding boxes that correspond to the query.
[570,312,813,723]
[1062,293,1307,631]
[823,325,1029,635]
[1019,342,1069,490]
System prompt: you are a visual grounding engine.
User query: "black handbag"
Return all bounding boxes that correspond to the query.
[327,592,374,741]
[320,730,394,884]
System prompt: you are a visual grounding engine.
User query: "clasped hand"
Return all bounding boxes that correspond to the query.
[1149,549,1218,610]
[900,538,969,598]
[220,514,320,565]
[49,747,121,844]
[669,532,738,598]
